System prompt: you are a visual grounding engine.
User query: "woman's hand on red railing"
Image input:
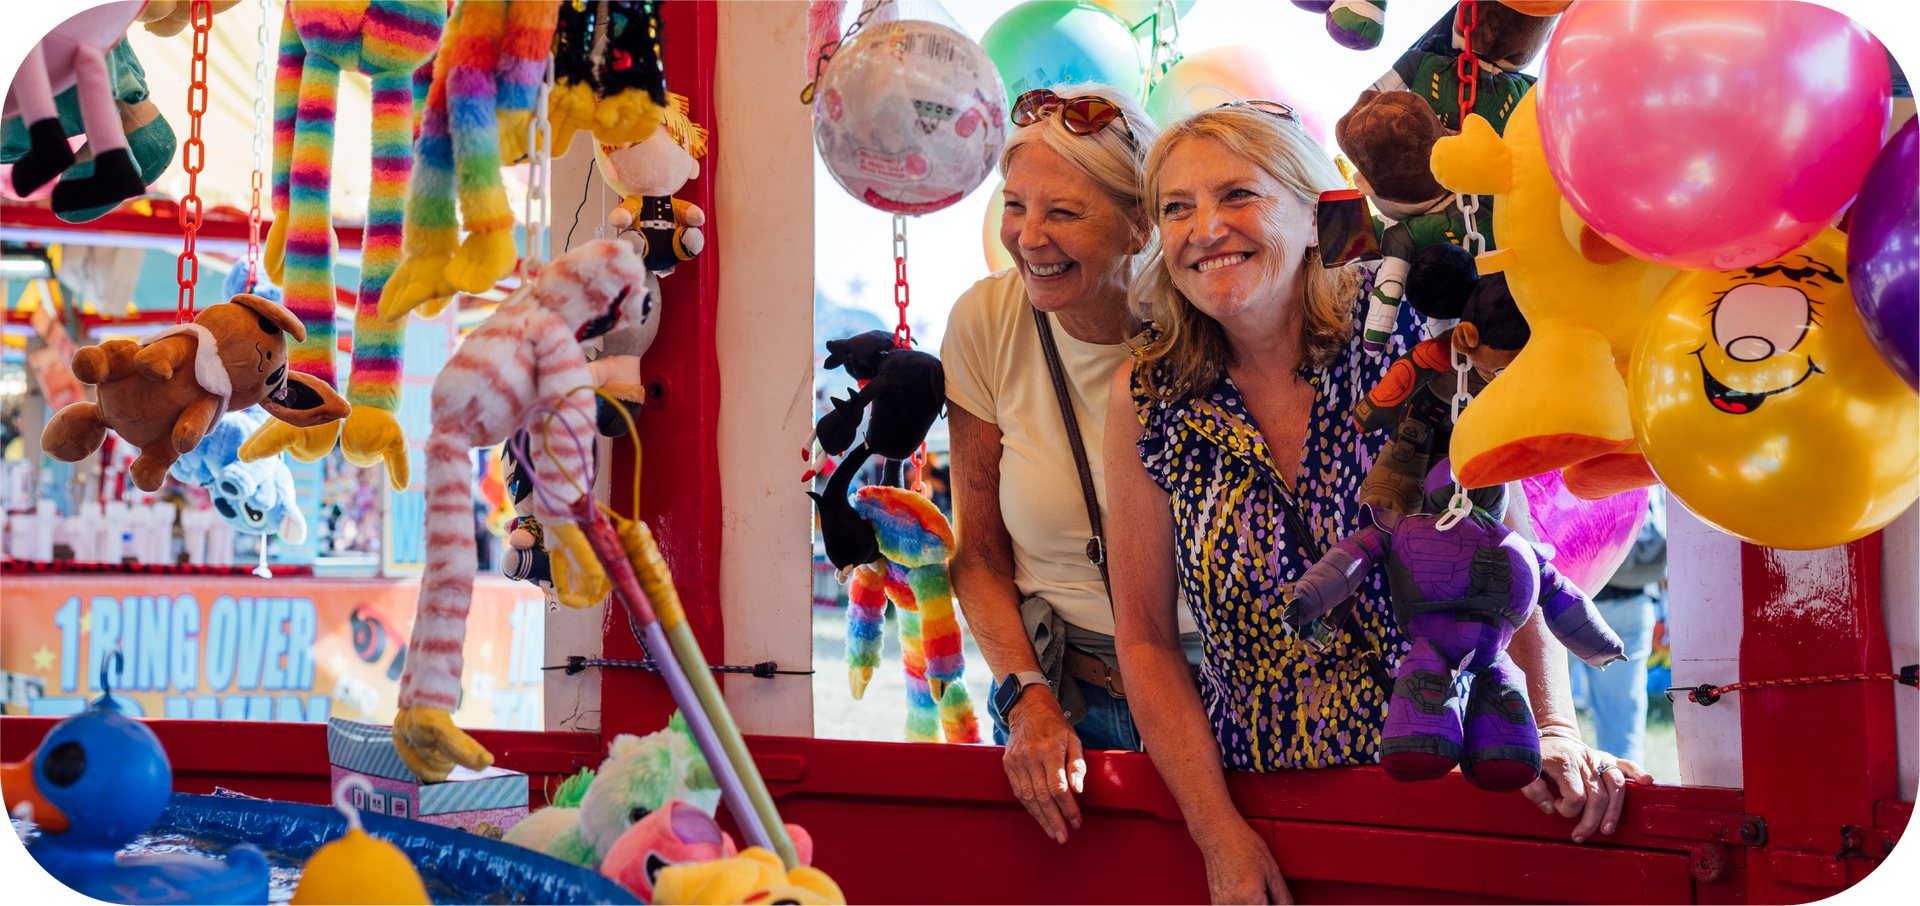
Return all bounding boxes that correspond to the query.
[1524,734,1654,844]
[1002,685,1085,844]
[1191,813,1292,905]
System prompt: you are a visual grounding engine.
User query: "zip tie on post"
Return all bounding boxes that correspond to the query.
[892,213,912,347]
[246,0,269,292]
[1667,665,1919,706]
[174,0,213,323]
[544,655,814,678]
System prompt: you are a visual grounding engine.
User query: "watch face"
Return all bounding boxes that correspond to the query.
[991,675,1021,719]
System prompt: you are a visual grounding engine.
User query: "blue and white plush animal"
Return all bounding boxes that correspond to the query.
[169,406,306,542]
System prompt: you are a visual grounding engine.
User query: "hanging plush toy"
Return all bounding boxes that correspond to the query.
[844,486,980,744]
[499,440,557,601]
[378,1,563,322]
[4,2,160,217]
[1370,1,1562,134]
[392,239,647,783]
[170,406,308,543]
[1285,460,1624,791]
[246,1,449,490]
[40,293,350,492]
[1428,89,1675,493]
[1336,90,1497,352]
[1290,1,1388,51]
[548,0,672,159]
[806,330,944,568]
[597,94,708,276]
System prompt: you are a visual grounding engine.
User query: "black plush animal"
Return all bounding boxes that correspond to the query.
[807,330,946,569]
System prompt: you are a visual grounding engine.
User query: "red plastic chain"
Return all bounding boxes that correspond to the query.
[1670,665,1919,706]
[175,0,213,323]
[891,214,912,347]
[1453,0,1480,129]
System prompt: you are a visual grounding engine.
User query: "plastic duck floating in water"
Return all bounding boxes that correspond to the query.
[290,775,429,905]
[2,654,269,905]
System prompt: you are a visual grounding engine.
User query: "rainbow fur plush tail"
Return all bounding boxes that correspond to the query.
[846,563,886,700]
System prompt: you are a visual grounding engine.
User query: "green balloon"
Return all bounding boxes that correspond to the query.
[979,1,1145,105]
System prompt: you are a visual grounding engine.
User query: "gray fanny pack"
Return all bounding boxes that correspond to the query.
[1018,595,1089,726]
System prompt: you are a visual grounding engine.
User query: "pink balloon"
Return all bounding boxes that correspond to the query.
[1522,471,1647,598]
[1539,1,1889,271]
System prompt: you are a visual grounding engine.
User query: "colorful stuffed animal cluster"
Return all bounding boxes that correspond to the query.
[504,714,844,904]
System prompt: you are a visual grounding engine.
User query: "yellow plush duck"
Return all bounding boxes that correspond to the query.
[290,776,431,905]
[652,847,845,906]
[1428,88,1676,495]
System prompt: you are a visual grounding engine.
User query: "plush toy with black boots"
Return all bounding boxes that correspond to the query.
[1352,263,1529,515]
[1370,1,1564,135]
[4,3,156,216]
[1284,459,1624,791]
[1337,90,1497,352]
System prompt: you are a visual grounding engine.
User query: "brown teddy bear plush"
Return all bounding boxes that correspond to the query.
[42,293,351,491]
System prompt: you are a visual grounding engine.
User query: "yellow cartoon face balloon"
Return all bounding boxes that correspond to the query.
[1631,229,1919,549]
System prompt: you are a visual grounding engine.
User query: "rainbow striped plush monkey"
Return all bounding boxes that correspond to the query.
[244,1,446,489]
[845,486,979,744]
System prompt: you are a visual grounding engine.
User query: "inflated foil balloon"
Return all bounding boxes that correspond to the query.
[1848,118,1919,391]
[1631,230,1919,550]
[980,1,1144,103]
[1144,45,1324,138]
[1539,1,1890,272]
[1521,471,1646,598]
[813,19,1007,215]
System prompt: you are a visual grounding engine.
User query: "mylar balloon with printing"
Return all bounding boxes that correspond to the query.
[813,19,1007,215]
[1539,1,1890,272]
[1848,118,1919,391]
[980,1,1144,104]
[1630,230,1919,550]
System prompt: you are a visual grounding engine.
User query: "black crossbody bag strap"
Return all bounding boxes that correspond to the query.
[1031,305,1113,606]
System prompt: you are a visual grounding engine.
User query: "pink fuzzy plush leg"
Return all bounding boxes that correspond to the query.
[397,429,479,711]
[9,42,57,122]
[70,44,125,153]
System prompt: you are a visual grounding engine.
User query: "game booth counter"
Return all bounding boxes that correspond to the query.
[2,1,1919,905]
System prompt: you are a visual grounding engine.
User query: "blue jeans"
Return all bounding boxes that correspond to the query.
[990,677,1143,752]
[1567,594,1658,764]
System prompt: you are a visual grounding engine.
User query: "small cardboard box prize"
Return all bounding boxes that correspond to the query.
[326,717,527,838]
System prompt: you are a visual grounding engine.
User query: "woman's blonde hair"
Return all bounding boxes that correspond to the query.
[1132,106,1363,400]
[999,82,1159,224]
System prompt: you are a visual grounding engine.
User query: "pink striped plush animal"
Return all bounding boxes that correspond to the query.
[393,240,648,781]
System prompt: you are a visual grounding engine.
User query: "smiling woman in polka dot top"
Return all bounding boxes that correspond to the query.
[1102,103,1649,905]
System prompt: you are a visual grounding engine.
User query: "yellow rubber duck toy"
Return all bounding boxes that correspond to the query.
[291,776,430,905]
[1428,88,1676,496]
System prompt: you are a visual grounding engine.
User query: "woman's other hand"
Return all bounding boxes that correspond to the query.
[1193,815,1292,905]
[1002,685,1086,843]
[1523,736,1655,843]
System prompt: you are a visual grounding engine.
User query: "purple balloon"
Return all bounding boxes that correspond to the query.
[1521,471,1647,599]
[1848,118,1919,391]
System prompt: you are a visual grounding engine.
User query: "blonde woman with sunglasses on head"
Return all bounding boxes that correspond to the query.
[1103,103,1651,904]
[943,83,1207,846]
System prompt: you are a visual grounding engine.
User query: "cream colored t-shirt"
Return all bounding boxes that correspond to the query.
[942,269,1198,638]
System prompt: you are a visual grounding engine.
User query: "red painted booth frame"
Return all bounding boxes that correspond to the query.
[2,4,1909,903]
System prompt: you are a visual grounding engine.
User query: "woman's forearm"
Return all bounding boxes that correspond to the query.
[1512,608,1579,734]
[951,554,1043,678]
[1120,632,1245,841]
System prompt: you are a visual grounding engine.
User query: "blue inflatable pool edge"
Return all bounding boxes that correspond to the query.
[155,793,642,905]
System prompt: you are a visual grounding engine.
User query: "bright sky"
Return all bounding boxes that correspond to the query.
[812,0,1474,351]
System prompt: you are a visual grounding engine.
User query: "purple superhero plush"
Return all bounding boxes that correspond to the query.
[1283,460,1624,791]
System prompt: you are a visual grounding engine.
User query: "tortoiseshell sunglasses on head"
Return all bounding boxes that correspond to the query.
[1011,89,1136,142]
[1214,98,1301,124]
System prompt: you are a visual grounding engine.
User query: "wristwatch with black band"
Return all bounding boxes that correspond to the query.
[990,671,1050,723]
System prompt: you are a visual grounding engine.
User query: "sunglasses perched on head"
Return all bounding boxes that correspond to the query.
[1214,98,1301,124]
[1011,89,1136,142]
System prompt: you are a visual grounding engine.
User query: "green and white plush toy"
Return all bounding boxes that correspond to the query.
[503,712,721,868]
[1291,1,1388,51]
